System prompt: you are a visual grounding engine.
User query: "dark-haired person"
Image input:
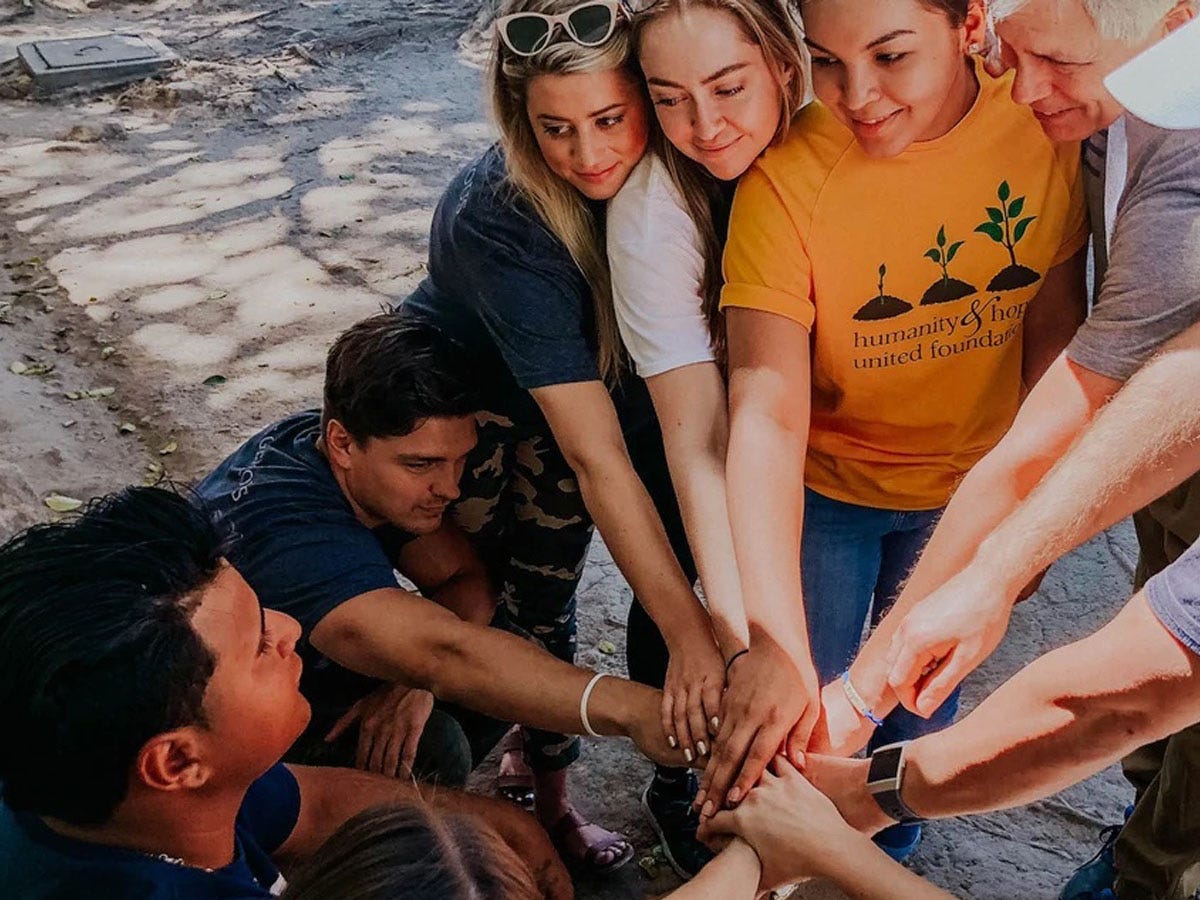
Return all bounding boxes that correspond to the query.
[0,487,572,900]
[196,315,682,860]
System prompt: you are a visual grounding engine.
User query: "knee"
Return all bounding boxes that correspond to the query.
[412,710,473,788]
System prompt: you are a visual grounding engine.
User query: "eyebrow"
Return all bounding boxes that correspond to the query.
[646,62,750,89]
[538,102,627,123]
[805,29,916,54]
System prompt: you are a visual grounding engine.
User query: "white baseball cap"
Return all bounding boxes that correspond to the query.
[1104,15,1200,130]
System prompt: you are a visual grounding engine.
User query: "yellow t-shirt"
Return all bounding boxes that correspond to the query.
[721,65,1088,510]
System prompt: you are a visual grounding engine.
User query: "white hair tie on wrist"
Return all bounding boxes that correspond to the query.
[580,672,607,738]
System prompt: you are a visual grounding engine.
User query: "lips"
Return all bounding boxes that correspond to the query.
[849,109,902,134]
[694,135,742,155]
[574,163,619,184]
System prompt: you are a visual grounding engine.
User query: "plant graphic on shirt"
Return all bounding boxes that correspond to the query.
[976,181,1041,291]
[854,264,914,322]
[921,225,978,305]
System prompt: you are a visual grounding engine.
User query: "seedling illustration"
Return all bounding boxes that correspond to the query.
[854,263,913,321]
[975,181,1041,291]
[920,225,977,305]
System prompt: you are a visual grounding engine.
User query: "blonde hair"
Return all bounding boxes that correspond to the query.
[633,0,808,356]
[490,0,644,381]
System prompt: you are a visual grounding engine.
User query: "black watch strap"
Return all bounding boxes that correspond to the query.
[866,742,927,825]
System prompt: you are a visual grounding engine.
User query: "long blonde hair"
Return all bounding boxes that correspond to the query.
[490,0,644,382]
[633,0,808,356]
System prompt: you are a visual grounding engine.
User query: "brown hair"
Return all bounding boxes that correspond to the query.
[632,0,808,356]
[800,0,970,26]
[283,804,541,900]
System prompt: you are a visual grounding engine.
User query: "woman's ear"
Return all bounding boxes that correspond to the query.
[962,0,989,54]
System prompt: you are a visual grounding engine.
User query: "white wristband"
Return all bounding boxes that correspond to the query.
[579,672,607,738]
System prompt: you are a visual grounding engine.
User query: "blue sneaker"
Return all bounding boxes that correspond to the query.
[1059,806,1134,900]
[874,822,923,863]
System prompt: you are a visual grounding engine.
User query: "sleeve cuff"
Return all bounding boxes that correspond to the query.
[720,283,815,331]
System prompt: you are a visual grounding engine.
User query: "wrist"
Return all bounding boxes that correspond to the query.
[973,537,1036,601]
[591,678,657,740]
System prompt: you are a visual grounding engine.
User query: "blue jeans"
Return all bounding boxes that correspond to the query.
[801,488,960,748]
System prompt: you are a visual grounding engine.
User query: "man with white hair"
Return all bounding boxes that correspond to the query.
[809,3,1200,898]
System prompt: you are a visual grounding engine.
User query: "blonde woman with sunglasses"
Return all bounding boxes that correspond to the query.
[399,0,725,877]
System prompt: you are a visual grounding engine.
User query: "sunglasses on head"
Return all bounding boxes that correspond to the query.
[496,0,634,57]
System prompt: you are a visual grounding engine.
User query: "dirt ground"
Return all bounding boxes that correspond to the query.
[0,2,1139,897]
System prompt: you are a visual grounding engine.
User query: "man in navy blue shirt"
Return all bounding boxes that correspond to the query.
[0,487,571,899]
[196,315,681,798]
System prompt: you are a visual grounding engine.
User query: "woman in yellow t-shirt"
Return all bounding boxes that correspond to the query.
[717,0,1088,859]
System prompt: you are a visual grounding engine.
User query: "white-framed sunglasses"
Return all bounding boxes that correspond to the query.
[495,0,633,57]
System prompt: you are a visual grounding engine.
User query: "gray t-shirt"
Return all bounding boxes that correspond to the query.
[1147,536,1200,655]
[1068,116,1200,381]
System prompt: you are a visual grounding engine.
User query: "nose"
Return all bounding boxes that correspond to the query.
[432,463,462,502]
[841,65,881,112]
[1010,59,1051,107]
[691,96,725,143]
[268,610,302,657]
[574,129,603,169]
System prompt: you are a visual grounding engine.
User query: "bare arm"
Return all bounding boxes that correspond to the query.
[309,588,677,765]
[699,308,821,813]
[817,592,1200,833]
[646,362,749,656]
[532,379,724,760]
[831,353,1123,733]
[882,319,1200,716]
[1020,249,1088,388]
[396,523,495,625]
[666,838,761,900]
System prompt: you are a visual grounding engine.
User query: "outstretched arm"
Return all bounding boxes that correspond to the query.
[814,351,1123,753]
[310,587,679,767]
[699,307,820,814]
[533,379,725,764]
[646,362,749,657]
[886,318,1200,716]
[814,590,1200,833]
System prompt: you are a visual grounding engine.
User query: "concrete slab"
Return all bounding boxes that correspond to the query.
[17,33,177,93]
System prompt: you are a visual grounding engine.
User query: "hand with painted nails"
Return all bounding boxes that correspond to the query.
[696,637,820,818]
[662,628,726,764]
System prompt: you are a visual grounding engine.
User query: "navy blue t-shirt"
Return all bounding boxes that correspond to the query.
[197,411,414,716]
[0,763,300,899]
[400,144,654,432]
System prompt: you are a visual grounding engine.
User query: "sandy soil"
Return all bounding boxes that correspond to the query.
[0,2,1137,897]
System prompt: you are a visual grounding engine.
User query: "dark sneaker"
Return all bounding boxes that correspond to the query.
[1059,806,1134,900]
[874,822,923,863]
[641,772,714,880]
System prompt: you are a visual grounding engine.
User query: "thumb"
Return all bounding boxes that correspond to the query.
[324,700,363,743]
[915,652,968,718]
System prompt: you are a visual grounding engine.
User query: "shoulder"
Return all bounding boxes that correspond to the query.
[762,101,855,176]
[1126,118,1200,185]
[608,154,692,242]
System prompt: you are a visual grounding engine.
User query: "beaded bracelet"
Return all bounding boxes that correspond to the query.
[841,670,884,727]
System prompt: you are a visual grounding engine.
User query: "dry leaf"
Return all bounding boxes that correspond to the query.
[44,494,83,513]
[159,441,178,456]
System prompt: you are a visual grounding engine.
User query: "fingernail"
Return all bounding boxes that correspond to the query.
[697,741,708,757]
[695,789,707,809]
[728,787,741,805]
[710,716,720,732]
[684,748,694,763]
[668,735,677,749]
[701,801,714,818]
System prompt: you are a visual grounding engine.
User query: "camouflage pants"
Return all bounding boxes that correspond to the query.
[451,409,696,774]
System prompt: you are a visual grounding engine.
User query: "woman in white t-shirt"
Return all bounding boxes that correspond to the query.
[605,0,807,798]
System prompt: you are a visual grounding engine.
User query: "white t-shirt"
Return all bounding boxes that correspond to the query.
[607,154,717,378]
